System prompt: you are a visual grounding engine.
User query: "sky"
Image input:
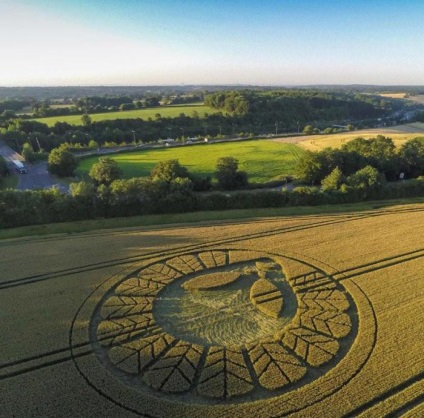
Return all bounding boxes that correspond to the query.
[0,0,423,86]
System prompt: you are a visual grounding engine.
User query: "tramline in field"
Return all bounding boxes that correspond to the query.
[1,202,423,416]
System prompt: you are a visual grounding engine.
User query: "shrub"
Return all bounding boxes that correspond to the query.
[48,144,78,177]
[215,157,248,190]
[89,157,123,186]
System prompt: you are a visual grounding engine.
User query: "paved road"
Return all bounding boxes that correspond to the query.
[0,140,69,192]
[17,162,69,192]
[0,140,23,162]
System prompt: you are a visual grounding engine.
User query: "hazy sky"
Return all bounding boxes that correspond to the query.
[1,0,423,86]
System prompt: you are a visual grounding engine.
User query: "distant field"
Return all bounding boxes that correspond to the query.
[377,93,424,104]
[378,93,407,99]
[77,140,304,183]
[32,104,217,127]
[408,94,424,105]
[271,123,424,152]
[50,104,73,109]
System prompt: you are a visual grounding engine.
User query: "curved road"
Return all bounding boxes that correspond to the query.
[0,140,68,192]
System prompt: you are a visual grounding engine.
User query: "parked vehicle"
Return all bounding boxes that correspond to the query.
[12,159,27,174]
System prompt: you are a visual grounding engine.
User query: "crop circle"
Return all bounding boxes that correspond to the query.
[72,249,374,416]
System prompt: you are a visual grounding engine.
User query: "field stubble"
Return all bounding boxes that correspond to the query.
[271,122,424,152]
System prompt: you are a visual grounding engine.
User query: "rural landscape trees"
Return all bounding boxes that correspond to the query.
[0,87,412,154]
[47,144,77,177]
[1,86,424,228]
[215,157,248,190]
[89,157,123,185]
[295,136,424,186]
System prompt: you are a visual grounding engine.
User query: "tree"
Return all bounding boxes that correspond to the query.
[22,142,36,163]
[48,144,78,177]
[69,181,96,198]
[119,103,136,111]
[303,125,314,135]
[215,156,248,190]
[89,157,123,185]
[295,149,344,185]
[0,156,9,183]
[346,165,385,190]
[81,114,92,126]
[321,167,344,191]
[342,136,398,180]
[150,159,189,182]
[399,137,424,178]
[88,139,99,149]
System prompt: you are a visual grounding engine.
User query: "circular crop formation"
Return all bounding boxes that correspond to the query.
[82,249,357,406]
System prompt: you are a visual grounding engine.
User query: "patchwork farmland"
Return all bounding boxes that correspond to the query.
[1,203,423,417]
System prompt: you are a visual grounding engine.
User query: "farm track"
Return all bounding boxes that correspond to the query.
[347,373,424,417]
[1,204,423,417]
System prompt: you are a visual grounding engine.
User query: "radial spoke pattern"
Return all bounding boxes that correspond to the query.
[92,250,354,401]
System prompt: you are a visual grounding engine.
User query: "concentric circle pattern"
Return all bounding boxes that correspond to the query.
[89,249,355,402]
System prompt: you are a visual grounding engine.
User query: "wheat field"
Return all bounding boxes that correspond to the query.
[270,123,424,152]
[0,203,423,417]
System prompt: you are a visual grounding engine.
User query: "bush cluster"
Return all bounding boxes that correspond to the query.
[1,177,423,229]
[296,136,424,184]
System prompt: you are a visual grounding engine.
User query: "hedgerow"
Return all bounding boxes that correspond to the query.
[1,177,423,228]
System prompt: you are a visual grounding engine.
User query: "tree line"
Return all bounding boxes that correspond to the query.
[1,135,423,229]
[1,88,411,155]
[204,89,402,126]
[295,136,424,185]
[1,167,422,229]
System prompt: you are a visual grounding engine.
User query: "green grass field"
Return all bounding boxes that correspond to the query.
[31,104,218,126]
[77,140,304,183]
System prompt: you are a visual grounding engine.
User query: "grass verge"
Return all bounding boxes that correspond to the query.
[0,175,18,190]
